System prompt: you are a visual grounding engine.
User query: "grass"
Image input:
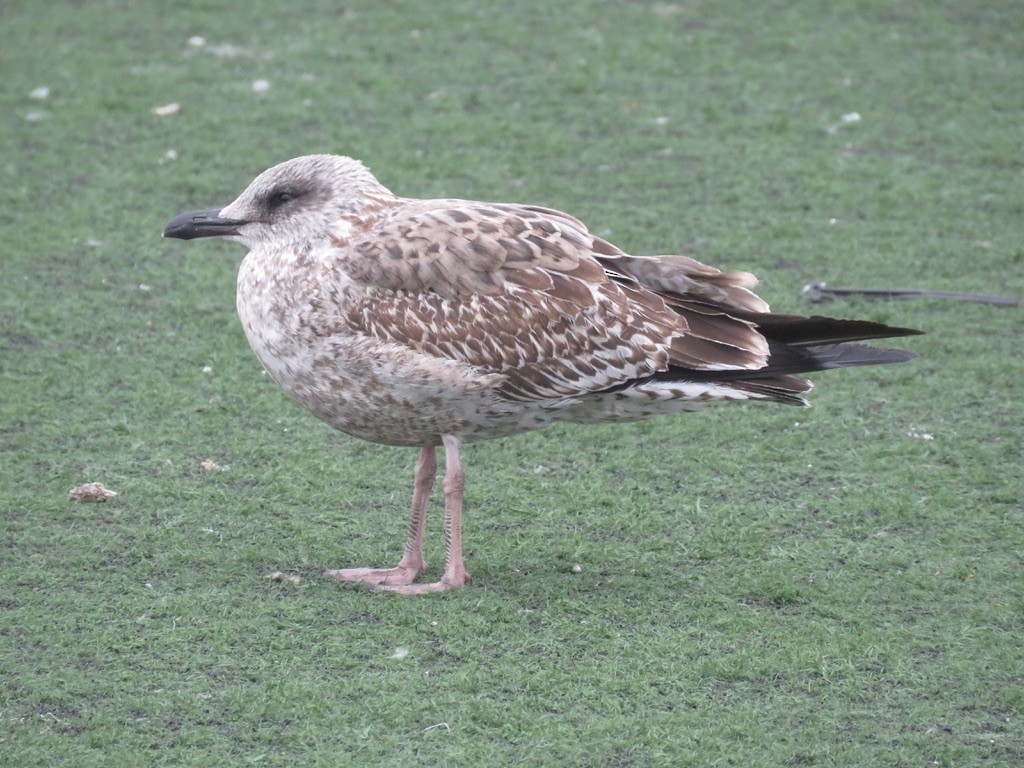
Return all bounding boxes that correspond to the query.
[1,0,1021,765]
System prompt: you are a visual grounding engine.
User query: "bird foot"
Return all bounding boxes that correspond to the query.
[324,563,425,587]
[375,571,471,595]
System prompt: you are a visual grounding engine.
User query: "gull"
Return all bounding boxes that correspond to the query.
[164,154,920,594]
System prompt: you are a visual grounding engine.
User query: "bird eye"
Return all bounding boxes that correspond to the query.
[267,188,301,209]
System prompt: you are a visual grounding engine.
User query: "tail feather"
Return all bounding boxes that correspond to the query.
[679,313,920,383]
[798,341,917,369]
[670,340,914,383]
[592,249,921,406]
[622,315,920,405]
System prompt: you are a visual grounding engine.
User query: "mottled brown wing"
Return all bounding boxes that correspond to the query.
[345,201,601,298]
[340,201,771,402]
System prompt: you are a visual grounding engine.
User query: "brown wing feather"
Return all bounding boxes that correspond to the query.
[343,281,672,402]
[339,200,776,402]
[345,201,599,297]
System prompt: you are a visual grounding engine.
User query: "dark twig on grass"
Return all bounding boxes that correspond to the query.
[802,281,1019,306]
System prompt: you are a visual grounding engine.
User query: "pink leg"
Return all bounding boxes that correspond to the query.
[325,446,436,587]
[381,434,471,594]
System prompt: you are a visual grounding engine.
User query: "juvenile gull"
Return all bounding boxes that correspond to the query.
[164,154,920,594]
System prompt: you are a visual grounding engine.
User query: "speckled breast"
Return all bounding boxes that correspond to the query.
[233,248,538,447]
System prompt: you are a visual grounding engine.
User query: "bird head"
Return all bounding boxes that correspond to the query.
[163,154,391,248]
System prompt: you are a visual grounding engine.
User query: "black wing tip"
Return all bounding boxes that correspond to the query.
[741,312,924,344]
[798,316,926,341]
[871,324,925,339]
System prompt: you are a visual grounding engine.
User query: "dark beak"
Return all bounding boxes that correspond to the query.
[163,209,246,240]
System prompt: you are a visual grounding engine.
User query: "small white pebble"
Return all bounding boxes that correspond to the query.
[139,284,151,292]
[188,36,206,47]
[159,149,178,165]
[202,365,213,374]
[654,116,669,125]
[826,111,862,135]
[828,218,839,225]
[391,647,409,660]
[252,79,270,93]
[29,86,50,100]
[571,563,582,574]
[152,103,180,116]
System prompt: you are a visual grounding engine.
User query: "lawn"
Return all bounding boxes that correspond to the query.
[1,0,1021,765]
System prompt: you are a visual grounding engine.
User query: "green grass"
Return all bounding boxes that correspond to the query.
[2,0,1022,765]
